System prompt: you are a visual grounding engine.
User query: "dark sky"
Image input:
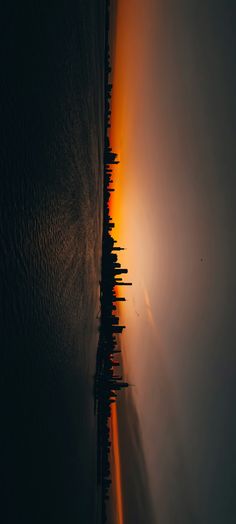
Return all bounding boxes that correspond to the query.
[111,1,236,522]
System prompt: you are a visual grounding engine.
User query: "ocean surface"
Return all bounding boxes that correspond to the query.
[0,2,105,522]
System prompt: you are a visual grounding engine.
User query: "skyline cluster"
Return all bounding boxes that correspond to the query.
[94,2,131,522]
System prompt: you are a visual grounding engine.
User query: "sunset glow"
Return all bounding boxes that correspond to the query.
[111,403,124,524]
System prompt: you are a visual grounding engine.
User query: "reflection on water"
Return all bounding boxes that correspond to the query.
[0,1,105,522]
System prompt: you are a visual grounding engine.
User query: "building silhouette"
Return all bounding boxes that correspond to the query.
[94,3,131,521]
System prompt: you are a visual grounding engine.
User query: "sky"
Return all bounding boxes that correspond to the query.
[110,1,236,522]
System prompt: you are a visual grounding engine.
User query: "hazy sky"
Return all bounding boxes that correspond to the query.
[110,1,236,522]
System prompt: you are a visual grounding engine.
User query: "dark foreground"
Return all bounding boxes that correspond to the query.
[0,2,105,522]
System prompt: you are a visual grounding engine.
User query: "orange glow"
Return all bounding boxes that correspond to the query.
[108,6,128,519]
[109,0,151,524]
[108,0,158,332]
[108,0,134,315]
[109,0,128,244]
[111,403,124,524]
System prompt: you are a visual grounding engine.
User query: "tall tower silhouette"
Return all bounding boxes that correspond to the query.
[115,282,132,286]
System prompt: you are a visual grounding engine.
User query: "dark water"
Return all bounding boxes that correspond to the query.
[0,2,105,522]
